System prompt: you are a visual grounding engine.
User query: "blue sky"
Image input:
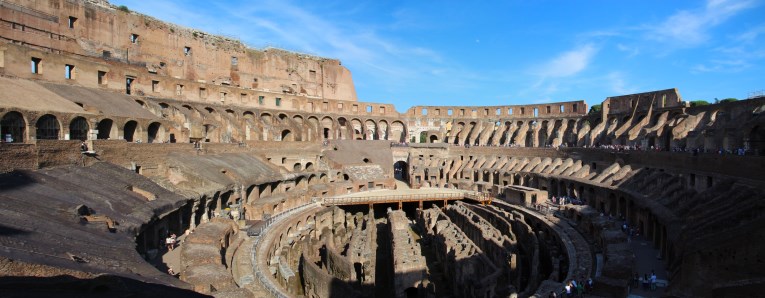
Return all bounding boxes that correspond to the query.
[111,0,765,112]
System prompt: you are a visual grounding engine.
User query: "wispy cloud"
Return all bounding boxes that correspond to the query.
[692,59,752,73]
[534,44,599,78]
[606,72,637,94]
[616,43,640,58]
[644,0,757,48]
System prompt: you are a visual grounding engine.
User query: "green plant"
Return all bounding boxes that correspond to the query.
[690,100,709,107]
[117,5,129,12]
[588,104,602,116]
[720,98,738,103]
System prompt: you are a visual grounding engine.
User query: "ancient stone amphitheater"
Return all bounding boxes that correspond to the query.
[0,1,763,297]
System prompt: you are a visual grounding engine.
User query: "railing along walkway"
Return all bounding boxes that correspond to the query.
[322,191,492,206]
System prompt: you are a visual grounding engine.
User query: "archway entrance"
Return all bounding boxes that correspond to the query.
[97,119,114,140]
[36,114,60,140]
[69,117,89,141]
[1,112,25,143]
[393,161,409,185]
[750,125,765,155]
[124,120,138,142]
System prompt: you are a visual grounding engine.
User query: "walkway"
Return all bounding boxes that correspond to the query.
[627,235,668,298]
[324,187,490,207]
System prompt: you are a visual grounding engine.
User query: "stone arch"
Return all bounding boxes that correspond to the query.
[123,120,139,142]
[96,118,116,140]
[608,193,617,216]
[337,117,348,140]
[69,116,89,141]
[364,119,377,140]
[429,134,438,143]
[36,114,60,140]
[538,120,549,146]
[618,196,627,219]
[378,119,389,140]
[225,108,237,118]
[305,162,314,171]
[390,121,406,143]
[278,113,289,124]
[292,115,304,125]
[203,124,218,142]
[1,111,27,143]
[749,125,765,155]
[351,118,363,140]
[147,122,164,143]
[307,116,319,141]
[261,112,273,125]
[281,129,293,141]
[321,116,334,139]
[394,160,408,184]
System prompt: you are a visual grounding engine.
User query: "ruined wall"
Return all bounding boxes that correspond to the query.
[0,0,357,102]
[387,209,426,298]
[420,207,499,298]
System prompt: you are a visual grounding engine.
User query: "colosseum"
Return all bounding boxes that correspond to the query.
[0,1,763,297]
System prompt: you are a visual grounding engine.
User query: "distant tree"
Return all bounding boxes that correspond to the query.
[690,100,709,107]
[588,104,602,116]
[720,98,738,103]
[117,5,130,12]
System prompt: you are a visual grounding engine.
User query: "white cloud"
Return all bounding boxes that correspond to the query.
[535,44,598,78]
[646,0,756,47]
[616,43,640,57]
[606,72,637,94]
[692,59,751,73]
[733,24,765,43]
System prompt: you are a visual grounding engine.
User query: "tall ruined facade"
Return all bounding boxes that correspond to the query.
[0,1,764,297]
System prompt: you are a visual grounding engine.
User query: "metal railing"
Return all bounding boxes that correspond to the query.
[322,191,491,205]
[250,200,320,298]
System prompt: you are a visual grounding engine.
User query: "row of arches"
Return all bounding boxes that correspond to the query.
[0,111,166,143]
[419,118,582,147]
[142,100,410,143]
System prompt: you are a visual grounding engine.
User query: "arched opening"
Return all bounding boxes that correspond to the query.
[608,193,617,216]
[69,117,89,141]
[123,120,138,142]
[203,124,217,142]
[96,119,114,140]
[260,113,272,125]
[1,111,26,143]
[749,125,765,155]
[429,135,438,143]
[280,129,292,141]
[393,161,409,184]
[36,114,60,140]
[390,121,406,143]
[619,196,627,219]
[293,163,301,171]
[305,162,314,171]
[419,131,427,143]
[147,122,162,143]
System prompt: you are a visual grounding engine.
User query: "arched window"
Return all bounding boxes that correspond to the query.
[69,117,89,141]
[124,120,138,142]
[1,112,25,143]
[36,114,60,140]
[147,122,162,143]
[97,119,114,140]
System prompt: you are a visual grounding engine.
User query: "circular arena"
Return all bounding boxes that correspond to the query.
[0,1,764,298]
